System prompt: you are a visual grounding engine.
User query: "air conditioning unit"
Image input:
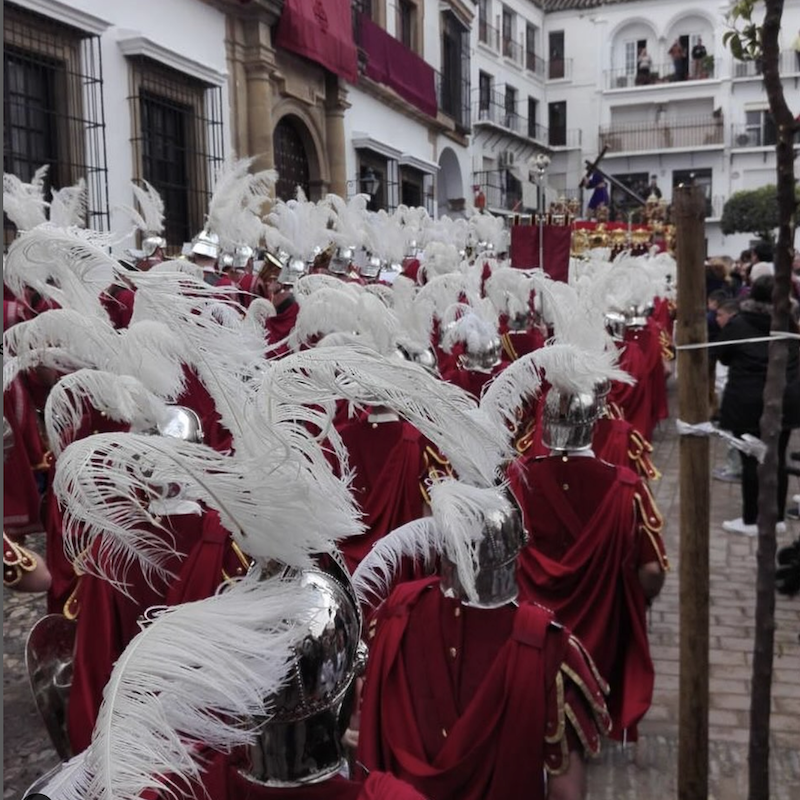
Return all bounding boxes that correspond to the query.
[499,150,516,168]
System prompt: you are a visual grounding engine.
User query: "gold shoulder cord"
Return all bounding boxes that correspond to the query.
[500,332,518,363]
[222,539,254,583]
[420,446,454,505]
[634,484,670,571]
[3,533,38,588]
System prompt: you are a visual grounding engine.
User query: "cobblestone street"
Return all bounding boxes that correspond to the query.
[3,383,800,799]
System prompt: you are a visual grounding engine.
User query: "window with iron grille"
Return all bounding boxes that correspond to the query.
[127,56,224,252]
[3,3,108,247]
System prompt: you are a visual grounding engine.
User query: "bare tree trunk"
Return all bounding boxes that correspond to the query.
[749,2,797,798]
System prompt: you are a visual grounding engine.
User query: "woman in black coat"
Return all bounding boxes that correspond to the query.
[716,275,800,535]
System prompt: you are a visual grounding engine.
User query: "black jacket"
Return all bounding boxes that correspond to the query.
[716,300,800,435]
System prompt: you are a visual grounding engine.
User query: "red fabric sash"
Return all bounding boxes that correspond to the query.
[359,580,552,800]
[512,459,653,737]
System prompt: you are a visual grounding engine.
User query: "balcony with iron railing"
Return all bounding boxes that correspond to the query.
[548,57,573,80]
[730,121,800,148]
[599,115,723,153]
[478,16,500,51]
[605,58,718,90]
[436,68,471,132]
[732,49,800,78]
[472,169,523,213]
[474,92,556,147]
[526,51,546,78]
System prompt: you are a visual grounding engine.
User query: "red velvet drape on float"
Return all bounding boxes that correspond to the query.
[275,0,358,83]
[509,225,572,281]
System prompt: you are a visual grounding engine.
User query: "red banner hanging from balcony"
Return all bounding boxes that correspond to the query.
[509,224,572,282]
[358,15,437,118]
[275,0,358,84]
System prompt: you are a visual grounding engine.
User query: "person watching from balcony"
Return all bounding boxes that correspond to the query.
[647,175,662,200]
[691,38,707,78]
[636,48,652,84]
[669,40,687,81]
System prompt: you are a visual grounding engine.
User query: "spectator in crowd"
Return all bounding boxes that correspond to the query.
[691,37,708,78]
[647,174,662,199]
[717,275,800,536]
[636,47,652,84]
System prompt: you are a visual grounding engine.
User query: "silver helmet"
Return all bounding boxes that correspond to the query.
[278,256,307,287]
[329,246,355,276]
[394,343,439,377]
[460,335,503,372]
[604,311,627,341]
[440,496,528,609]
[141,234,167,258]
[541,388,601,452]
[241,566,364,787]
[626,303,652,329]
[232,245,255,270]
[25,614,77,761]
[191,228,220,260]
[360,253,383,281]
[157,406,204,443]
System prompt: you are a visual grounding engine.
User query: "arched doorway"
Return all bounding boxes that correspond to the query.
[437,146,465,216]
[273,116,311,201]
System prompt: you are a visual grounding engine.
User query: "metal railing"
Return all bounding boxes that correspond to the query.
[548,58,573,80]
[473,169,523,212]
[473,92,550,144]
[605,58,718,89]
[730,121,800,148]
[733,49,800,78]
[549,127,582,148]
[436,68,471,132]
[599,116,723,152]
[526,51,546,77]
[502,35,524,66]
[478,16,499,51]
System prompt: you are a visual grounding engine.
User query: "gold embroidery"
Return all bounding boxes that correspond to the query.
[545,670,566,743]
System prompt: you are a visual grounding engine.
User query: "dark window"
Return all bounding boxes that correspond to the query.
[353,0,373,19]
[745,110,778,147]
[398,0,415,50]
[274,117,311,202]
[526,23,538,72]
[3,5,108,246]
[140,92,191,246]
[440,12,471,131]
[549,30,565,79]
[527,97,539,138]
[502,7,513,58]
[505,85,517,117]
[548,101,566,146]
[128,57,224,253]
[479,71,492,111]
[478,0,489,43]
[400,165,424,208]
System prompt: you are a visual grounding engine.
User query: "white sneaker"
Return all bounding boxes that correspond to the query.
[793,494,800,505]
[722,518,758,537]
[776,521,787,535]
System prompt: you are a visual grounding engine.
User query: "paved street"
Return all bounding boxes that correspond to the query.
[3,381,800,799]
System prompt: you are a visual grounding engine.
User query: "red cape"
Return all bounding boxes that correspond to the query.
[509,456,660,738]
[265,299,300,358]
[357,579,609,800]
[593,416,660,481]
[334,418,427,573]
[609,339,654,440]
[100,287,136,329]
[176,367,233,453]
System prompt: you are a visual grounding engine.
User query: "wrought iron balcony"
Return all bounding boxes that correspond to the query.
[605,58,717,89]
[473,169,523,213]
[548,57,572,80]
[436,68,471,132]
[599,116,723,153]
[733,49,800,78]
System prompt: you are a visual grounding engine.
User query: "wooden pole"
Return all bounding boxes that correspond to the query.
[674,184,710,800]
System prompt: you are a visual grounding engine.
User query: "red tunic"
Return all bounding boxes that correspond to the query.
[609,338,654,440]
[265,298,300,359]
[67,509,250,754]
[625,319,669,432]
[508,455,667,739]
[333,418,428,573]
[358,578,611,800]
[100,286,136,329]
[176,367,233,453]
[593,416,660,481]
[441,363,504,400]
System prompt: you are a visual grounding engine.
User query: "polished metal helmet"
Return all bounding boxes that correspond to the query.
[329,246,356,276]
[541,388,601,452]
[604,311,627,341]
[191,228,220,260]
[141,234,167,258]
[232,245,255,269]
[394,343,439,376]
[507,310,532,332]
[25,614,77,761]
[157,406,204,443]
[626,303,652,329]
[360,253,383,281]
[440,496,528,609]
[218,251,235,271]
[278,255,307,286]
[242,566,364,787]
[460,335,503,372]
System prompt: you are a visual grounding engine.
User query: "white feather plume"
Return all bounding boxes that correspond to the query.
[324,193,371,249]
[116,321,189,400]
[3,167,49,231]
[125,180,165,234]
[44,369,171,457]
[44,574,313,800]
[50,179,87,228]
[480,352,543,432]
[294,273,363,298]
[259,345,511,486]
[484,267,532,320]
[532,342,633,396]
[54,432,363,590]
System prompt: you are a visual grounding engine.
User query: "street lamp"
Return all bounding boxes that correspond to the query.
[361,167,380,197]
[527,152,551,269]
